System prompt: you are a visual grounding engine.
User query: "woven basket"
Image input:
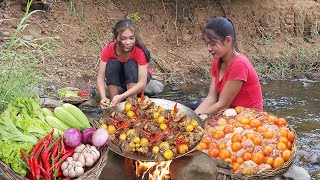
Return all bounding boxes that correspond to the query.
[0,118,108,180]
[211,109,298,180]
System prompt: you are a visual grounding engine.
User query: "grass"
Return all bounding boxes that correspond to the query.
[0,0,56,112]
[252,47,320,79]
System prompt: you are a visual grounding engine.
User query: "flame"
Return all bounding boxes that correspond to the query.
[135,160,172,180]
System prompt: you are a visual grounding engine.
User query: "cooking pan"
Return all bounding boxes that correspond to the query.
[100,98,204,162]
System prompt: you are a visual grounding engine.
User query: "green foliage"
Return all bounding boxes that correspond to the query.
[0,97,52,176]
[127,12,141,22]
[251,46,320,79]
[0,0,56,112]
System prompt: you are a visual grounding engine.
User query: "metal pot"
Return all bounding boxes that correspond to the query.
[99,98,204,162]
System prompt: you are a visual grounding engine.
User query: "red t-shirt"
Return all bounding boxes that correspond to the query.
[100,42,152,74]
[211,54,263,110]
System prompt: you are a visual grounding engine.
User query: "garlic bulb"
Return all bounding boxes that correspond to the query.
[61,157,85,178]
[73,144,101,167]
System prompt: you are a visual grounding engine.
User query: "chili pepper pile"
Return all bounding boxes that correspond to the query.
[20,129,74,180]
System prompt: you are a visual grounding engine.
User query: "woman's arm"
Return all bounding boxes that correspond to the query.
[96,61,109,107]
[195,78,218,114]
[111,64,148,104]
[204,80,243,114]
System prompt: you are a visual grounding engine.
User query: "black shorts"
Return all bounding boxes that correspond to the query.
[105,59,151,89]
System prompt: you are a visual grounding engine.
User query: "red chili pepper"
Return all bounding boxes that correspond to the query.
[177,138,186,144]
[133,104,140,111]
[140,91,145,101]
[118,119,131,131]
[20,149,30,167]
[46,129,55,141]
[30,140,44,156]
[59,137,66,156]
[109,117,121,124]
[31,129,55,156]
[39,164,50,179]
[152,131,165,143]
[34,143,45,158]
[59,177,70,180]
[173,103,178,113]
[167,116,173,123]
[142,130,153,137]
[29,158,36,180]
[52,149,75,179]
[41,143,51,176]
[167,125,171,134]
[33,157,41,180]
[134,111,139,121]
[51,140,59,160]
[53,153,60,165]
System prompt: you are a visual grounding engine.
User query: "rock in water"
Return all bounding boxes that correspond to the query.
[145,79,164,95]
[279,165,311,180]
[170,151,220,180]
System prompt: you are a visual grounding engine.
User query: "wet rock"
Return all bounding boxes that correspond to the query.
[79,99,103,119]
[65,87,80,91]
[297,150,320,164]
[170,151,230,180]
[87,80,162,99]
[33,87,46,98]
[40,98,59,108]
[278,165,311,180]
[145,79,164,95]
[79,99,98,107]
[100,151,135,180]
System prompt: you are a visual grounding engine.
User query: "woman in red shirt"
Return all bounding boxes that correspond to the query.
[97,20,152,108]
[195,17,263,115]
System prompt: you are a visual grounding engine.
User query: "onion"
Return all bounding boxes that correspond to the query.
[82,128,96,144]
[91,128,109,147]
[64,128,82,147]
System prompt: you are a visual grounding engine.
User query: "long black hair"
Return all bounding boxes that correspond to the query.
[203,17,239,52]
[112,20,151,62]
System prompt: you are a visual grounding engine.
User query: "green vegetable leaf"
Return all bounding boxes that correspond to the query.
[0,140,33,176]
[0,111,38,143]
[58,88,79,98]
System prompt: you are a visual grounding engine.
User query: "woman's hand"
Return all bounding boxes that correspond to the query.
[111,94,125,105]
[100,97,111,109]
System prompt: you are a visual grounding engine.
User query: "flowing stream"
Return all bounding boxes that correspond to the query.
[155,80,320,179]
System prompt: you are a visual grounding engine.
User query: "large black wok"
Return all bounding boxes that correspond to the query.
[100,98,204,162]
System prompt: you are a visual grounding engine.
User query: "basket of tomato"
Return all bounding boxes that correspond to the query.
[197,107,297,180]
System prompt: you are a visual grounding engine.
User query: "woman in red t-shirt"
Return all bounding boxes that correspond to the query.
[195,17,263,115]
[97,20,152,108]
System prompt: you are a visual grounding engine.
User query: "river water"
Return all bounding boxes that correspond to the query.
[154,80,320,179]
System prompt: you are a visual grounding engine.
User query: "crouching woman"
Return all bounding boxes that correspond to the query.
[96,20,152,108]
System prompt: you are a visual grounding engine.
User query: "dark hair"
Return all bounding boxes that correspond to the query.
[113,20,151,62]
[203,17,239,52]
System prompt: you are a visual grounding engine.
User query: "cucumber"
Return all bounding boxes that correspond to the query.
[45,116,70,132]
[54,107,83,129]
[42,108,56,117]
[62,103,91,129]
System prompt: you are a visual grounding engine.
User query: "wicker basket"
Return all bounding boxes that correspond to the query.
[0,118,108,180]
[209,109,298,180]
